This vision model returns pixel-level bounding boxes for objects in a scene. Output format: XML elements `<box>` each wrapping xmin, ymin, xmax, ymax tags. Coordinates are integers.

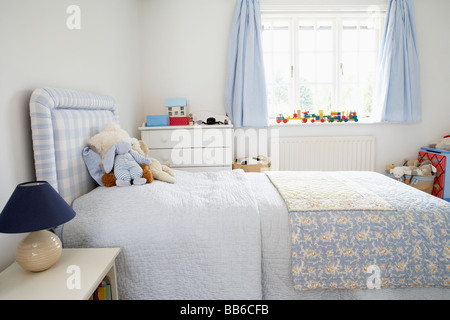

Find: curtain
<box><xmin>225</xmin><ymin>0</ymin><xmax>268</xmax><ymax>128</ymax></box>
<box><xmin>376</xmin><ymin>0</ymin><xmax>421</xmax><ymax>122</ymax></box>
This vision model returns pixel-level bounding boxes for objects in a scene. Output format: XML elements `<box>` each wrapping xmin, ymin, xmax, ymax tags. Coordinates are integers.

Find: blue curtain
<box><xmin>376</xmin><ymin>0</ymin><xmax>421</xmax><ymax>122</ymax></box>
<box><xmin>225</xmin><ymin>0</ymin><xmax>268</xmax><ymax>128</ymax></box>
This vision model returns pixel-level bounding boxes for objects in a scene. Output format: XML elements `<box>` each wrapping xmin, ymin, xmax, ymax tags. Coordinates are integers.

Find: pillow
<box><xmin>82</xmin><ymin>147</ymin><xmax>104</xmax><ymax>186</ymax></box>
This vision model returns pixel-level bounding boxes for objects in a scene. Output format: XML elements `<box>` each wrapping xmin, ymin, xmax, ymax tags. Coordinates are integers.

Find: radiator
<box><xmin>272</xmin><ymin>136</ymin><xmax>375</xmax><ymax>171</ymax></box>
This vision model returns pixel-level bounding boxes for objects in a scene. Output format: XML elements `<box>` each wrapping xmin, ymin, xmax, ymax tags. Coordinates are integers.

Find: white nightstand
<box><xmin>0</xmin><ymin>248</ymin><xmax>120</xmax><ymax>300</ymax></box>
<box><xmin>139</xmin><ymin>124</ymin><xmax>233</xmax><ymax>172</ymax></box>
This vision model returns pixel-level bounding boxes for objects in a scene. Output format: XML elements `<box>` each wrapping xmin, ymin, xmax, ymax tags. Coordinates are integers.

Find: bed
<box><xmin>29</xmin><ymin>87</ymin><xmax>450</xmax><ymax>300</ymax></box>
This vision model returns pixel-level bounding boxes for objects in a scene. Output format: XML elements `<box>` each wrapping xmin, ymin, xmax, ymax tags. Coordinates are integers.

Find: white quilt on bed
<box><xmin>63</xmin><ymin>169</ymin><xmax>262</xmax><ymax>300</ymax></box>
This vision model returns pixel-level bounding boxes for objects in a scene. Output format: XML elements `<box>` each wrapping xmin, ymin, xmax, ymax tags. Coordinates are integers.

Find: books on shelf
<box><xmin>89</xmin><ymin>281</ymin><xmax>112</xmax><ymax>300</ymax></box>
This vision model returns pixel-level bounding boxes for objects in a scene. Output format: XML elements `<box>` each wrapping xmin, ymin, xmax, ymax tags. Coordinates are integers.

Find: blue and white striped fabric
<box><xmin>29</xmin><ymin>87</ymin><xmax>119</xmax><ymax>205</ymax></box>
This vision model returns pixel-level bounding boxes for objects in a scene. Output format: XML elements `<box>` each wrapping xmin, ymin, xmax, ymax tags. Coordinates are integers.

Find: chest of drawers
<box><xmin>139</xmin><ymin>125</ymin><xmax>233</xmax><ymax>172</ymax></box>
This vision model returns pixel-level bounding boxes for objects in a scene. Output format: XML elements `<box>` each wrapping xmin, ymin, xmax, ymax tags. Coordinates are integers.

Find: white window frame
<box><xmin>261</xmin><ymin>4</ymin><xmax>386</xmax><ymax>122</ymax></box>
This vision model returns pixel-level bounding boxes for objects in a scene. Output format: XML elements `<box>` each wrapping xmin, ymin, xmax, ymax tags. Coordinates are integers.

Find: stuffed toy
<box><xmin>103</xmin><ymin>141</ymin><xmax>151</xmax><ymax>187</ymax></box>
<box><xmin>385</xmin><ymin>164</ymin><xmax>395</xmax><ymax>170</ymax></box>
<box><xmin>414</xmin><ymin>160</ymin><xmax>437</xmax><ymax>176</ymax></box>
<box><xmin>390</xmin><ymin>166</ymin><xmax>413</xmax><ymax>179</ymax></box>
<box><xmin>430</xmin><ymin>136</ymin><xmax>450</xmax><ymax>151</ymax></box>
<box><xmin>390</xmin><ymin>160</ymin><xmax>436</xmax><ymax>178</ymax></box>
<box><xmin>88</xmin><ymin>122</ymin><xmax>132</xmax><ymax>169</ymax></box>
<box><xmin>87</xmin><ymin>122</ymin><xmax>175</xmax><ymax>186</ymax></box>
<box><xmin>403</xmin><ymin>159</ymin><xmax>419</xmax><ymax>167</ymax></box>
<box><xmin>101</xmin><ymin>138</ymin><xmax>154</xmax><ymax>187</ymax></box>
<box><xmin>134</xmin><ymin>140</ymin><xmax>175</xmax><ymax>184</ymax></box>
<box><xmin>87</xmin><ymin>123</ymin><xmax>153</xmax><ymax>187</ymax></box>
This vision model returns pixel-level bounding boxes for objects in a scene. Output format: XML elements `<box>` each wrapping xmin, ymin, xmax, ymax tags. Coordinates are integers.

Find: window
<box><xmin>262</xmin><ymin>8</ymin><xmax>385</xmax><ymax>121</ymax></box>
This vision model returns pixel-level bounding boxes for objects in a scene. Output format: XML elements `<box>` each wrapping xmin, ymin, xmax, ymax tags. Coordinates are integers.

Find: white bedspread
<box><xmin>63</xmin><ymin>169</ymin><xmax>262</xmax><ymax>300</ymax></box>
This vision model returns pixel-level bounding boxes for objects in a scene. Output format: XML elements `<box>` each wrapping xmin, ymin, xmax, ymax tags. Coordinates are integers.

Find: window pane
<box><xmin>342</xmin><ymin>21</ymin><xmax>358</xmax><ymax>51</ymax></box>
<box><xmin>273</xmin><ymin>22</ymin><xmax>290</xmax><ymax>52</ymax></box>
<box><xmin>299</xmin><ymin>85</ymin><xmax>314</xmax><ymax>110</ymax></box>
<box><xmin>273</xmin><ymin>53</ymin><xmax>290</xmax><ymax>83</ymax></box>
<box><xmin>341</xmin><ymin>52</ymin><xmax>358</xmax><ymax>83</ymax></box>
<box><xmin>359</xmin><ymin>52</ymin><xmax>375</xmax><ymax>82</ymax></box>
<box><xmin>360</xmin><ymin>24</ymin><xmax>376</xmax><ymax>51</ymax></box>
<box><xmin>298</xmin><ymin>53</ymin><xmax>315</xmax><ymax>82</ymax></box>
<box><xmin>299</xmin><ymin>21</ymin><xmax>315</xmax><ymax>51</ymax></box>
<box><xmin>316</xmin><ymin>85</ymin><xmax>333</xmax><ymax>110</ymax></box>
<box><xmin>263</xmin><ymin>53</ymin><xmax>273</xmax><ymax>83</ymax></box>
<box><xmin>362</xmin><ymin>84</ymin><xmax>373</xmax><ymax>113</ymax></box>
<box><xmin>341</xmin><ymin>84</ymin><xmax>358</xmax><ymax>109</ymax></box>
<box><xmin>272</xmin><ymin>85</ymin><xmax>290</xmax><ymax>114</ymax></box>
<box><xmin>262</xmin><ymin>22</ymin><xmax>272</xmax><ymax>51</ymax></box>
<box><xmin>317</xmin><ymin>21</ymin><xmax>333</xmax><ymax>51</ymax></box>
<box><xmin>317</xmin><ymin>53</ymin><xmax>333</xmax><ymax>83</ymax></box>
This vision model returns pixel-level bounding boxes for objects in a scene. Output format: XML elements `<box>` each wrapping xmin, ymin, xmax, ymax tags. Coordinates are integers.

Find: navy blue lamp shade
<box><xmin>0</xmin><ymin>181</ymin><xmax>76</xmax><ymax>233</ymax></box>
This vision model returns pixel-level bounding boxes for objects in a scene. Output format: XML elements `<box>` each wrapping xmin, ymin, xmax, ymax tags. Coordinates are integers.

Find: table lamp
<box><xmin>0</xmin><ymin>181</ymin><xmax>76</xmax><ymax>272</ymax></box>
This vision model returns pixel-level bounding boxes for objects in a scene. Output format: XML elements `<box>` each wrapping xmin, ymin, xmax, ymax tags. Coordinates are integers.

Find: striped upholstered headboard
<box><xmin>29</xmin><ymin>88</ymin><xmax>119</xmax><ymax>205</ymax></box>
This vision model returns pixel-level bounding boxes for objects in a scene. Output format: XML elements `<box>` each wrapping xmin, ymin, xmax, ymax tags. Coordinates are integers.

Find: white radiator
<box><xmin>271</xmin><ymin>136</ymin><xmax>375</xmax><ymax>171</ymax></box>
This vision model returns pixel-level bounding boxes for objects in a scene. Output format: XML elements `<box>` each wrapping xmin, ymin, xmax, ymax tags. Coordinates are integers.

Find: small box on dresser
<box><xmin>139</xmin><ymin>124</ymin><xmax>233</xmax><ymax>172</ymax></box>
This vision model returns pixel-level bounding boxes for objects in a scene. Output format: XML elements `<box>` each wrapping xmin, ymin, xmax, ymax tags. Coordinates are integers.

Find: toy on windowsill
<box><xmin>276</xmin><ymin>113</ymin><xmax>288</xmax><ymax>123</ymax></box>
<box><xmin>279</xmin><ymin>110</ymin><xmax>359</xmax><ymax>124</ymax></box>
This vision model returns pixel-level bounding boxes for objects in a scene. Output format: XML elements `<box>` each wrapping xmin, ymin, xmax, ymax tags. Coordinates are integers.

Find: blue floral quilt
<box><xmin>266</xmin><ymin>171</ymin><xmax>450</xmax><ymax>290</ymax></box>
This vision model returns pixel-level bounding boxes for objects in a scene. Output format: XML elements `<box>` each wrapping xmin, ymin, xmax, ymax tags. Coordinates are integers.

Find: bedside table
<box><xmin>139</xmin><ymin>124</ymin><xmax>233</xmax><ymax>172</ymax></box>
<box><xmin>0</xmin><ymin>248</ymin><xmax>120</xmax><ymax>300</ymax></box>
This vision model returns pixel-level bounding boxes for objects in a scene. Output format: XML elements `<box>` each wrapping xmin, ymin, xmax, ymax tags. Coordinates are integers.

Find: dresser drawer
<box><xmin>141</xmin><ymin>127</ymin><xmax>233</xmax><ymax>149</ymax></box>
<box><xmin>149</xmin><ymin>147</ymin><xmax>233</xmax><ymax>168</ymax></box>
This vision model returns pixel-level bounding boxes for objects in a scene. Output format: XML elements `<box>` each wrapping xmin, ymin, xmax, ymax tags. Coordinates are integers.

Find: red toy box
<box><xmin>169</xmin><ymin>117</ymin><xmax>189</xmax><ymax>126</ymax></box>
<box><xmin>419</xmin><ymin>147</ymin><xmax>450</xmax><ymax>201</ymax></box>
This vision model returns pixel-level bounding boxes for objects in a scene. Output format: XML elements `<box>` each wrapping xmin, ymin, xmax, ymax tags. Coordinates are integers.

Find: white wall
<box><xmin>0</xmin><ymin>0</ymin><xmax>142</xmax><ymax>271</ymax></box>
<box><xmin>141</xmin><ymin>0</ymin><xmax>234</xmax><ymax>116</ymax></box>
<box><xmin>141</xmin><ymin>0</ymin><xmax>450</xmax><ymax>173</ymax></box>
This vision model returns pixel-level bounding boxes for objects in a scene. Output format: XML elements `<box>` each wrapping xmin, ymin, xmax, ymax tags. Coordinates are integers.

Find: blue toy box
<box><xmin>146</xmin><ymin>115</ymin><xmax>169</xmax><ymax>127</ymax></box>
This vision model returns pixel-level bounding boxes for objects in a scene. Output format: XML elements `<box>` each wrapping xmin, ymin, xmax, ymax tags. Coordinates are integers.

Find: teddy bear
<box><xmin>87</xmin><ymin>122</ymin><xmax>175</xmax><ymax>186</ymax></box>
<box><xmin>132</xmin><ymin>139</ymin><xmax>175</xmax><ymax>184</ymax></box>
<box><xmin>103</xmin><ymin>141</ymin><xmax>151</xmax><ymax>187</ymax></box>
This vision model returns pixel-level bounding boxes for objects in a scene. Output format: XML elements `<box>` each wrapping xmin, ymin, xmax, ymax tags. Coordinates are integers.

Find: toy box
<box><xmin>385</xmin><ymin>173</ymin><xmax>435</xmax><ymax>194</ymax></box>
<box><xmin>232</xmin><ymin>157</ymin><xmax>271</xmax><ymax>172</ymax></box>
<box><xmin>169</xmin><ymin>116</ymin><xmax>189</xmax><ymax>126</ymax></box>
<box><xmin>146</xmin><ymin>115</ymin><xmax>169</xmax><ymax>127</ymax></box>
<box><xmin>419</xmin><ymin>147</ymin><xmax>450</xmax><ymax>201</ymax></box>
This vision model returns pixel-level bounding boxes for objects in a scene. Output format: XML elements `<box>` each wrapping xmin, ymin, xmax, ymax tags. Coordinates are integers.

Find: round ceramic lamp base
<box><xmin>15</xmin><ymin>230</ymin><xmax>62</xmax><ymax>272</ymax></box>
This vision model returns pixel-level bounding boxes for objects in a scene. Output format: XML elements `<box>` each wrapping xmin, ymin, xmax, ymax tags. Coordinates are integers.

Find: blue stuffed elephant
<box><xmin>103</xmin><ymin>141</ymin><xmax>151</xmax><ymax>187</ymax></box>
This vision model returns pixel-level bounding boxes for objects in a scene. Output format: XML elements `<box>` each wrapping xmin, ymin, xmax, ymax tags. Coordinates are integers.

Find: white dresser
<box><xmin>139</xmin><ymin>124</ymin><xmax>233</xmax><ymax>172</ymax></box>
